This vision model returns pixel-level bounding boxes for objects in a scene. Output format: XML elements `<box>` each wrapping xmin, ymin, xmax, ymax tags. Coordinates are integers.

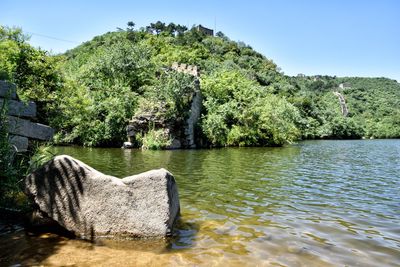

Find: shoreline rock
<box><xmin>24</xmin><ymin>155</ymin><xmax>180</xmax><ymax>240</ymax></box>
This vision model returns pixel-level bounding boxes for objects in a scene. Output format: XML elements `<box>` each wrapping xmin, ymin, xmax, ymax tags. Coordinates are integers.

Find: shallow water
<box><xmin>1</xmin><ymin>140</ymin><xmax>399</xmax><ymax>266</ymax></box>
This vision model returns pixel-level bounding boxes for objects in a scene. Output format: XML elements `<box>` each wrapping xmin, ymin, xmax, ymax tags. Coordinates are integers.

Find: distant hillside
<box><xmin>2</xmin><ymin>23</ymin><xmax>399</xmax><ymax>147</ymax></box>
<box><xmin>287</xmin><ymin>75</ymin><xmax>400</xmax><ymax>139</ymax></box>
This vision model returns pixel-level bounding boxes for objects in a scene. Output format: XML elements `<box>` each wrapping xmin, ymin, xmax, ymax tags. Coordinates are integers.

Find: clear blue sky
<box><xmin>1</xmin><ymin>0</ymin><xmax>399</xmax><ymax>81</ymax></box>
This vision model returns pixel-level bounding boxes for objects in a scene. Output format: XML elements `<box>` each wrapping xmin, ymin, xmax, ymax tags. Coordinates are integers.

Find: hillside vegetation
<box><xmin>1</xmin><ymin>22</ymin><xmax>399</xmax><ymax>148</ymax></box>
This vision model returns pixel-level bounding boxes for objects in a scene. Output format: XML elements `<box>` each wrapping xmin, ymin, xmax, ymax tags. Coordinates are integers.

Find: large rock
<box><xmin>24</xmin><ymin>155</ymin><xmax>180</xmax><ymax>239</ymax></box>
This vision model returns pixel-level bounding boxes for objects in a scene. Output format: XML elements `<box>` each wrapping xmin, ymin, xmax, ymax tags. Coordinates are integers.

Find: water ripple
<box><xmin>6</xmin><ymin>139</ymin><xmax>397</xmax><ymax>266</ymax></box>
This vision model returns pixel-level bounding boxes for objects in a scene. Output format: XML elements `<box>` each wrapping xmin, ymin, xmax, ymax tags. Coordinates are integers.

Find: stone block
<box><xmin>0</xmin><ymin>98</ymin><xmax>36</xmax><ymax>118</ymax></box>
<box><xmin>0</xmin><ymin>81</ymin><xmax>17</xmax><ymax>100</ymax></box>
<box><xmin>7</xmin><ymin>116</ymin><xmax>54</xmax><ymax>141</ymax></box>
<box><xmin>9</xmin><ymin>135</ymin><xmax>29</xmax><ymax>152</ymax></box>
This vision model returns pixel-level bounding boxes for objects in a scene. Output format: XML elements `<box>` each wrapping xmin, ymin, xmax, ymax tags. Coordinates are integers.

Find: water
<box><xmin>1</xmin><ymin>140</ymin><xmax>399</xmax><ymax>266</ymax></box>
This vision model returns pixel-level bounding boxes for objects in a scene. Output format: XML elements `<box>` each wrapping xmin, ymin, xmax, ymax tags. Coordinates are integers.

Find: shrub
<box><xmin>141</xmin><ymin>129</ymin><xmax>172</xmax><ymax>150</ymax></box>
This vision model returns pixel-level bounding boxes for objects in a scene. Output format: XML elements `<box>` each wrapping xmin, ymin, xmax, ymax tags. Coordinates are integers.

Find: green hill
<box><xmin>1</xmin><ymin>23</ymin><xmax>399</xmax><ymax>147</ymax></box>
<box><xmin>287</xmin><ymin>75</ymin><xmax>400</xmax><ymax>139</ymax></box>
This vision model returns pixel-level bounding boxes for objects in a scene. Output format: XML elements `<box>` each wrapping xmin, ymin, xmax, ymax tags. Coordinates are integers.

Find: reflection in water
<box><xmin>1</xmin><ymin>140</ymin><xmax>399</xmax><ymax>266</ymax></box>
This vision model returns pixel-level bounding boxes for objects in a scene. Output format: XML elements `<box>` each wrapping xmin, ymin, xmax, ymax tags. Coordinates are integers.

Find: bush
<box><xmin>140</xmin><ymin>128</ymin><xmax>172</xmax><ymax>150</ymax></box>
<box><xmin>142</xmin><ymin>71</ymin><xmax>196</xmax><ymax>121</ymax></box>
<box><xmin>53</xmin><ymin>81</ymin><xmax>138</xmax><ymax>146</ymax></box>
<box><xmin>0</xmin><ymin>96</ymin><xmax>18</xmax><ymax>205</ymax></box>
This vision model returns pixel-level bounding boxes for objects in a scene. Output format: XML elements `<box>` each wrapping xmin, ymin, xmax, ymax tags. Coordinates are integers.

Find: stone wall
<box><xmin>172</xmin><ymin>64</ymin><xmax>202</xmax><ymax>148</ymax></box>
<box><xmin>196</xmin><ymin>25</ymin><xmax>214</xmax><ymax>36</ymax></box>
<box><xmin>184</xmin><ymin>79</ymin><xmax>202</xmax><ymax>148</ymax></box>
<box><xmin>0</xmin><ymin>81</ymin><xmax>54</xmax><ymax>152</ymax></box>
<box><xmin>171</xmin><ymin>62</ymin><xmax>199</xmax><ymax>77</ymax></box>
<box><xmin>333</xmin><ymin>91</ymin><xmax>349</xmax><ymax>117</ymax></box>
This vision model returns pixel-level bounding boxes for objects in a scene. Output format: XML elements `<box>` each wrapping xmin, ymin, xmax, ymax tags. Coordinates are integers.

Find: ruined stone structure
<box><xmin>125</xmin><ymin>63</ymin><xmax>202</xmax><ymax>149</ymax></box>
<box><xmin>339</xmin><ymin>82</ymin><xmax>351</xmax><ymax>89</ymax></box>
<box><xmin>196</xmin><ymin>25</ymin><xmax>214</xmax><ymax>36</ymax></box>
<box><xmin>171</xmin><ymin>62</ymin><xmax>199</xmax><ymax>77</ymax></box>
<box><xmin>184</xmin><ymin>78</ymin><xmax>202</xmax><ymax>148</ymax></box>
<box><xmin>0</xmin><ymin>81</ymin><xmax>54</xmax><ymax>152</ymax></box>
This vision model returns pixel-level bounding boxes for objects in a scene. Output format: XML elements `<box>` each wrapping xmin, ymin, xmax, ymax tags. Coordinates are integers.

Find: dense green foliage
<box><xmin>201</xmin><ymin>69</ymin><xmax>300</xmax><ymax>146</ymax></box>
<box><xmin>141</xmin><ymin>128</ymin><xmax>172</xmax><ymax>150</ymax></box>
<box><xmin>0</xmin><ymin>26</ymin><xmax>65</xmax><ymax>124</ymax></box>
<box><xmin>133</xmin><ymin>71</ymin><xmax>197</xmax><ymax>149</ymax></box>
<box><xmin>337</xmin><ymin>77</ymin><xmax>400</xmax><ymax>138</ymax></box>
<box><xmin>59</xmin><ymin>22</ymin><xmax>298</xmax><ymax>147</ymax></box>
<box><xmin>0</xmin><ymin>96</ymin><xmax>20</xmax><ymax>205</ymax></box>
<box><xmin>287</xmin><ymin>76</ymin><xmax>399</xmax><ymax>139</ymax></box>
<box><xmin>1</xmin><ymin>23</ymin><xmax>399</xmax><ymax>149</ymax></box>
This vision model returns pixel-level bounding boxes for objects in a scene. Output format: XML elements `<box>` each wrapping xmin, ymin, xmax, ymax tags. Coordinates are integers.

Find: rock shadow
<box><xmin>165</xmin><ymin>217</ymin><xmax>201</xmax><ymax>252</ymax></box>
<box><xmin>25</xmin><ymin>156</ymin><xmax>96</xmax><ymax>240</ymax></box>
<box><xmin>0</xmin><ymin>208</ymin><xmax>73</xmax><ymax>266</ymax></box>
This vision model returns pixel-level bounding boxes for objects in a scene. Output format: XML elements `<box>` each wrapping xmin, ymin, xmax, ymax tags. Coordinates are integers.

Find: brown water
<box><xmin>1</xmin><ymin>140</ymin><xmax>399</xmax><ymax>266</ymax></box>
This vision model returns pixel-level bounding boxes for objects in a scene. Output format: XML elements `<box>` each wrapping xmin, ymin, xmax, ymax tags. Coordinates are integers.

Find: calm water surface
<box><xmin>1</xmin><ymin>140</ymin><xmax>399</xmax><ymax>266</ymax></box>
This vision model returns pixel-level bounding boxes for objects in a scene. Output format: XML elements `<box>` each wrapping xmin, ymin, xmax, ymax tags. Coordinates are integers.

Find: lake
<box><xmin>1</xmin><ymin>140</ymin><xmax>399</xmax><ymax>266</ymax></box>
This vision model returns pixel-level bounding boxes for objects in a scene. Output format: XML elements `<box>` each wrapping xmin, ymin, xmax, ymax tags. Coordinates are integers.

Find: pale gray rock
<box><xmin>122</xmin><ymin>141</ymin><xmax>134</xmax><ymax>149</ymax></box>
<box><xmin>25</xmin><ymin>155</ymin><xmax>180</xmax><ymax>239</ymax></box>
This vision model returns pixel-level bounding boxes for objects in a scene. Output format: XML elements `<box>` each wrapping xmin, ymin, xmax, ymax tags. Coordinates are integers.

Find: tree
<box><xmin>176</xmin><ymin>24</ymin><xmax>188</xmax><ymax>36</ymax></box>
<box><xmin>126</xmin><ymin>21</ymin><xmax>136</xmax><ymax>41</ymax></box>
<box><xmin>216</xmin><ymin>31</ymin><xmax>228</xmax><ymax>40</ymax></box>
<box><xmin>166</xmin><ymin>22</ymin><xmax>176</xmax><ymax>36</ymax></box>
<box><xmin>148</xmin><ymin>21</ymin><xmax>166</xmax><ymax>35</ymax></box>
<box><xmin>127</xmin><ymin>21</ymin><xmax>135</xmax><ymax>29</ymax></box>
<box><xmin>0</xmin><ymin>25</ymin><xmax>65</xmax><ymax>124</ymax></box>
<box><xmin>0</xmin><ymin>25</ymin><xmax>28</xmax><ymax>43</ymax></box>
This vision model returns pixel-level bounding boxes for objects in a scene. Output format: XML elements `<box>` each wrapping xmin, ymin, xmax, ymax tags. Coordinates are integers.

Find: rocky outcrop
<box><xmin>24</xmin><ymin>155</ymin><xmax>180</xmax><ymax>239</ymax></box>
<box><xmin>1</xmin><ymin>81</ymin><xmax>54</xmax><ymax>152</ymax></box>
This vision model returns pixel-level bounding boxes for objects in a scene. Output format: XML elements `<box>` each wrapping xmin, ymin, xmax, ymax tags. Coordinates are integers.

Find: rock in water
<box><xmin>24</xmin><ymin>155</ymin><xmax>180</xmax><ymax>239</ymax></box>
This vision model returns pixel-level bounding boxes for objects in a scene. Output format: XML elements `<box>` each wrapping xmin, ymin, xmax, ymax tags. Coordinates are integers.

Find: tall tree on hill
<box><xmin>166</xmin><ymin>22</ymin><xmax>176</xmax><ymax>36</ymax></box>
<box><xmin>126</xmin><ymin>21</ymin><xmax>136</xmax><ymax>42</ymax></box>
<box><xmin>176</xmin><ymin>24</ymin><xmax>188</xmax><ymax>36</ymax></box>
<box><xmin>148</xmin><ymin>21</ymin><xmax>166</xmax><ymax>35</ymax></box>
